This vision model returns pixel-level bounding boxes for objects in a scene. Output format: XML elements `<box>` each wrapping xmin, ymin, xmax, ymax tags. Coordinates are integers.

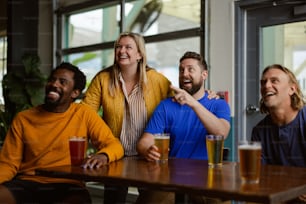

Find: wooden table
<box><xmin>36</xmin><ymin>157</ymin><xmax>306</xmax><ymax>203</ymax></box>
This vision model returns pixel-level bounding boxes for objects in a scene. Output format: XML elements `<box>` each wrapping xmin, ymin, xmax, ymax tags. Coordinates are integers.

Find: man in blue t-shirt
<box><xmin>137</xmin><ymin>51</ymin><xmax>231</xmax><ymax>161</ymax></box>
<box><xmin>251</xmin><ymin>64</ymin><xmax>306</xmax><ymax>203</ymax></box>
<box><xmin>136</xmin><ymin>51</ymin><xmax>230</xmax><ymax>204</ymax></box>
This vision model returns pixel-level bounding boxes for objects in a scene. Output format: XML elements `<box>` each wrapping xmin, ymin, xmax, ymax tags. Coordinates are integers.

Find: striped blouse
<box><xmin>119</xmin><ymin>75</ymin><xmax>147</xmax><ymax>156</ymax></box>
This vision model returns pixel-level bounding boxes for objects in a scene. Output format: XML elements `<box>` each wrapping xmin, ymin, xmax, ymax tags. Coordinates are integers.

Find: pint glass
<box><xmin>238</xmin><ymin>141</ymin><xmax>261</xmax><ymax>183</ymax></box>
<box><xmin>154</xmin><ymin>133</ymin><xmax>170</xmax><ymax>162</ymax></box>
<box><xmin>69</xmin><ymin>136</ymin><xmax>86</xmax><ymax>166</ymax></box>
<box><xmin>206</xmin><ymin>135</ymin><xmax>224</xmax><ymax>167</ymax></box>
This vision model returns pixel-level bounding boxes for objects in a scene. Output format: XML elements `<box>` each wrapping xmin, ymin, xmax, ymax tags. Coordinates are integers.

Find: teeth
<box><xmin>265</xmin><ymin>92</ymin><xmax>275</xmax><ymax>97</ymax></box>
<box><xmin>48</xmin><ymin>91</ymin><xmax>59</xmax><ymax>97</ymax></box>
<box><xmin>183</xmin><ymin>80</ymin><xmax>191</xmax><ymax>83</ymax></box>
<box><xmin>119</xmin><ymin>55</ymin><xmax>128</xmax><ymax>59</ymax></box>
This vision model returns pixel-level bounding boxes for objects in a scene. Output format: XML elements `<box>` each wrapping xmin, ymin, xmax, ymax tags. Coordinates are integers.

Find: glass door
<box><xmin>262</xmin><ymin>22</ymin><xmax>306</xmax><ymax>96</ymax></box>
<box><xmin>235</xmin><ymin>1</ymin><xmax>306</xmax><ymax>147</ymax></box>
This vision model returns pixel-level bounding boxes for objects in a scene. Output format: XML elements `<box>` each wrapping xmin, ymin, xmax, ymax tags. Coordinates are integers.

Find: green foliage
<box><xmin>72</xmin><ymin>53</ymin><xmax>97</xmax><ymax>65</ymax></box>
<box><xmin>0</xmin><ymin>106</ymin><xmax>11</xmax><ymax>142</ymax></box>
<box><xmin>0</xmin><ymin>53</ymin><xmax>47</xmax><ymax>141</ymax></box>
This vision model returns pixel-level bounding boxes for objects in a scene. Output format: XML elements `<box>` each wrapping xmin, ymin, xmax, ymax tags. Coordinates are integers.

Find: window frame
<box><xmin>0</xmin><ymin>36</ymin><xmax>7</xmax><ymax>104</ymax></box>
<box><xmin>54</xmin><ymin>0</ymin><xmax>205</xmax><ymax>65</ymax></box>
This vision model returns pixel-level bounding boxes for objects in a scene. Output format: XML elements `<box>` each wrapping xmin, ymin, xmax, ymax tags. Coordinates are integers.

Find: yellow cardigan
<box><xmin>0</xmin><ymin>103</ymin><xmax>124</xmax><ymax>185</ymax></box>
<box><xmin>82</xmin><ymin>67</ymin><xmax>172</xmax><ymax>138</ymax></box>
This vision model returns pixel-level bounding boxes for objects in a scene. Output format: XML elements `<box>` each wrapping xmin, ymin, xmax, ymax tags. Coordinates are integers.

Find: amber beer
<box><xmin>154</xmin><ymin>133</ymin><xmax>170</xmax><ymax>162</ymax></box>
<box><xmin>238</xmin><ymin>142</ymin><xmax>261</xmax><ymax>183</ymax></box>
<box><xmin>206</xmin><ymin>135</ymin><xmax>224</xmax><ymax>167</ymax></box>
<box><xmin>69</xmin><ymin>136</ymin><xmax>86</xmax><ymax>166</ymax></box>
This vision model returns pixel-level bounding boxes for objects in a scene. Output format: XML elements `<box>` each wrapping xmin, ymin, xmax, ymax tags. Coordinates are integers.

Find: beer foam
<box><xmin>238</xmin><ymin>144</ymin><xmax>261</xmax><ymax>150</ymax></box>
<box><xmin>69</xmin><ymin>137</ymin><xmax>86</xmax><ymax>141</ymax></box>
<box><xmin>153</xmin><ymin>133</ymin><xmax>170</xmax><ymax>139</ymax></box>
<box><xmin>154</xmin><ymin>136</ymin><xmax>170</xmax><ymax>139</ymax></box>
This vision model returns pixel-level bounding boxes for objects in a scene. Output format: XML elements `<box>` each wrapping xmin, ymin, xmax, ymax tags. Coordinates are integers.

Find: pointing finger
<box><xmin>170</xmin><ymin>85</ymin><xmax>181</xmax><ymax>93</ymax></box>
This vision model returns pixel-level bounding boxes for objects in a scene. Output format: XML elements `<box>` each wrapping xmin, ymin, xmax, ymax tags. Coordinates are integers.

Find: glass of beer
<box><xmin>69</xmin><ymin>136</ymin><xmax>86</xmax><ymax>166</ymax></box>
<box><xmin>206</xmin><ymin>135</ymin><xmax>224</xmax><ymax>168</ymax></box>
<box><xmin>153</xmin><ymin>133</ymin><xmax>170</xmax><ymax>162</ymax></box>
<box><xmin>238</xmin><ymin>141</ymin><xmax>262</xmax><ymax>184</ymax></box>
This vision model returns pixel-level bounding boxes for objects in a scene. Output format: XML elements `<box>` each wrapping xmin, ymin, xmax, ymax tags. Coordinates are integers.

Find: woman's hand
<box><xmin>206</xmin><ymin>89</ymin><xmax>220</xmax><ymax>99</ymax></box>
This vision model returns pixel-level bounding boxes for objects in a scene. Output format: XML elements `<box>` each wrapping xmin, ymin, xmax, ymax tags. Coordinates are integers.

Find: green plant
<box><xmin>0</xmin><ymin>105</ymin><xmax>11</xmax><ymax>143</ymax></box>
<box><xmin>0</xmin><ymin>53</ymin><xmax>47</xmax><ymax>141</ymax></box>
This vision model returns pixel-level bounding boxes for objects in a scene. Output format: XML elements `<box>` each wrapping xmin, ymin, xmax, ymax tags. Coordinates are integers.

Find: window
<box><xmin>66</xmin><ymin>7</ymin><xmax>119</xmax><ymax>48</ymax></box>
<box><xmin>65</xmin><ymin>49</ymin><xmax>113</xmax><ymax>84</ymax></box>
<box><xmin>262</xmin><ymin>21</ymin><xmax>306</xmax><ymax>96</ymax></box>
<box><xmin>0</xmin><ymin>36</ymin><xmax>7</xmax><ymax>105</ymax></box>
<box><xmin>55</xmin><ymin>0</ymin><xmax>203</xmax><ymax>87</ymax></box>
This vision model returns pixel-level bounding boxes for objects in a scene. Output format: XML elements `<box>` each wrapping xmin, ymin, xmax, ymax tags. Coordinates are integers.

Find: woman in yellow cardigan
<box><xmin>82</xmin><ymin>32</ymin><xmax>172</xmax><ymax>204</ymax></box>
<box><xmin>82</xmin><ymin>32</ymin><xmax>172</xmax><ymax>157</ymax></box>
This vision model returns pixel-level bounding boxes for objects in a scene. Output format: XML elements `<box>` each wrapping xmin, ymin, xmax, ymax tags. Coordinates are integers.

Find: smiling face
<box><xmin>179</xmin><ymin>58</ymin><xmax>207</xmax><ymax>95</ymax></box>
<box><xmin>115</xmin><ymin>36</ymin><xmax>142</xmax><ymax>69</ymax></box>
<box><xmin>44</xmin><ymin>68</ymin><xmax>80</xmax><ymax>112</ymax></box>
<box><xmin>260</xmin><ymin>68</ymin><xmax>296</xmax><ymax>110</ymax></box>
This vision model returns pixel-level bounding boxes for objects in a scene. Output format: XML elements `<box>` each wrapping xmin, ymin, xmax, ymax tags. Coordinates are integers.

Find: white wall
<box><xmin>207</xmin><ymin>0</ymin><xmax>235</xmax><ymax>114</ymax></box>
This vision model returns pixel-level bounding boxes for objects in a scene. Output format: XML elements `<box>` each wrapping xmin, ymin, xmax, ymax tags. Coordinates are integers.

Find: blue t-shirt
<box><xmin>144</xmin><ymin>92</ymin><xmax>231</xmax><ymax>160</ymax></box>
<box><xmin>251</xmin><ymin>106</ymin><xmax>306</xmax><ymax>167</ymax></box>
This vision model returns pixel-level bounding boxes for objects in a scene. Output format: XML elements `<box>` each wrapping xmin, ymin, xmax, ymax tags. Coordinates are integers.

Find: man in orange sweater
<box><xmin>0</xmin><ymin>62</ymin><xmax>124</xmax><ymax>204</ymax></box>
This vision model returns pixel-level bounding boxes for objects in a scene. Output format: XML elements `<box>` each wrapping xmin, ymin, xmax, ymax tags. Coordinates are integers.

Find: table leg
<box><xmin>175</xmin><ymin>193</ymin><xmax>188</xmax><ymax>204</ymax></box>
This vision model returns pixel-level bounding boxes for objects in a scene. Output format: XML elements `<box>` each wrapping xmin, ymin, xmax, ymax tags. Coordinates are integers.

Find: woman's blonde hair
<box><xmin>108</xmin><ymin>32</ymin><xmax>148</xmax><ymax>97</ymax></box>
<box><xmin>260</xmin><ymin>64</ymin><xmax>305</xmax><ymax>114</ymax></box>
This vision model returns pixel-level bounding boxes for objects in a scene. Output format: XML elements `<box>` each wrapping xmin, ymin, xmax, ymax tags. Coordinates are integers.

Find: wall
<box><xmin>206</xmin><ymin>0</ymin><xmax>235</xmax><ymax>159</ymax></box>
<box><xmin>207</xmin><ymin>0</ymin><xmax>235</xmax><ymax>114</ymax></box>
<box><xmin>0</xmin><ymin>0</ymin><xmax>7</xmax><ymax>36</ymax></box>
<box><xmin>7</xmin><ymin>0</ymin><xmax>39</xmax><ymax>72</ymax></box>
<box><xmin>38</xmin><ymin>0</ymin><xmax>53</xmax><ymax>75</ymax></box>
<box><xmin>4</xmin><ymin>0</ymin><xmax>52</xmax><ymax>75</ymax></box>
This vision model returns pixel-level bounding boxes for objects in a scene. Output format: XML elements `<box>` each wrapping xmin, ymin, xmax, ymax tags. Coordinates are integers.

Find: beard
<box><xmin>44</xmin><ymin>96</ymin><xmax>61</xmax><ymax>108</ymax></box>
<box><xmin>44</xmin><ymin>89</ymin><xmax>62</xmax><ymax>108</ymax></box>
<box><xmin>179</xmin><ymin>80</ymin><xmax>203</xmax><ymax>95</ymax></box>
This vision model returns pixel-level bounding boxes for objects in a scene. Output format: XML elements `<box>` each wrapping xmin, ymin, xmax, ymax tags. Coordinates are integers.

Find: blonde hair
<box><xmin>108</xmin><ymin>32</ymin><xmax>149</xmax><ymax>97</ymax></box>
<box><xmin>260</xmin><ymin>64</ymin><xmax>305</xmax><ymax>114</ymax></box>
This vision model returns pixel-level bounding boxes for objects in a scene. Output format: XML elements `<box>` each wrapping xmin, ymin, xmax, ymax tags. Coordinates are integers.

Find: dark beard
<box><xmin>180</xmin><ymin>82</ymin><xmax>203</xmax><ymax>95</ymax></box>
<box><xmin>44</xmin><ymin>96</ymin><xmax>60</xmax><ymax>108</ymax></box>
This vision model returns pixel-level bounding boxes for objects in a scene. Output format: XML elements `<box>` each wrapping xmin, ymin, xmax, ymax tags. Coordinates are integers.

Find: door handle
<box><xmin>246</xmin><ymin>104</ymin><xmax>259</xmax><ymax>114</ymax></box>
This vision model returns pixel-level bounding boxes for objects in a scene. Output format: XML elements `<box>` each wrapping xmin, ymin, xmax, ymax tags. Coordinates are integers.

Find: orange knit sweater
<box><xmin>0</xmin><ymin>103</ymin><xmax>124</xmax><ymax>184</ymax></box>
